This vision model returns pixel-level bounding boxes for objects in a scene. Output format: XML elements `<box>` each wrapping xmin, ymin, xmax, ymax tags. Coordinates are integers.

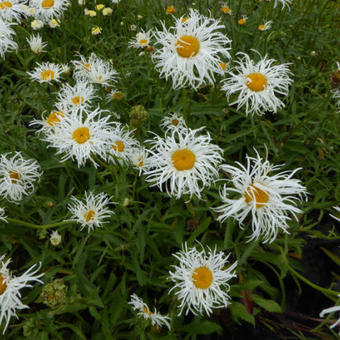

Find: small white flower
<box><xmin>0</xmin><ymin>0</ymin><xmax>27</xmax><ymax>23</ymax></box>
<box><xmin>160</xmin><ymin>112</ymin><xmax>187</xmax><ymax>134</ymax></box>
<box><xmin>91</xmin><ymin>26</ymin><xmax>102</xmax><ymax>35</ymax></box>
<box><xmin>169</xmin><ymin>243</ymin><xmax>237</xmax><ymax>316</ymax></box>
<box><xmin>128</xmin><ymin>294</ymin><xmax>171</xmax><ymax>330</ymax></box>
<box><xmin>273</xmin><ymin>0</ymin><xmax>292</xmax><ymax>9</ymax></box>
<box><xmin>0</xmin><ymin>152</ymin><xmax>42</xmax><ymax>203</ymax></box>
<box><xmin>214</xmin><ymin>149</ymin><xmax>307</xmax><ymax>243</ymax></box>
<box><xmin>111</xmin><ymin>0</ymin><xmax>120</xmax><ymax>3</ymax></box>
<box><xmin>320</xmin><ymin>296</ymin><xmax>340</xmax><ymax>334</ymax></box>
<box><xmin>72</xmin><ymin>53</ymin><xmax>118</xmax><ymax>86</ymax></box>
<box><xmin>31</xmin><ymin>19</ymin><xmax>44</xmax><ymax>29</ymax></box>
<box><xmin>143</xmin><ymin>127</ymin><xmax>223</xmax><ymax>199</ymax></box>
<box><xmin>48</xmin><ymin>18</ymin><xmax>59</xmax><ymax>27</ymax></box>
<box><xmin>0</xmin><ymin>208</ymin><xmax>7</xmax><ymax>223</ymax></box>
<box><xmin>130</xmin><ymin>24</ymin><xmax>136</xmax><ymax>31</ymax></box>
<box><xmin>330</xmin><ymin>206</ymin><xmax>340</xmax><ymax>222</ymax></box>
<box><xmin>106</xmin><ymin>123</ymin><xmax>139</xmax><ymax>165</ymax></box>
<box><xmin>102</xmin><ymin>7</ymin><xmax>112</xmax><ymax>15</ymax></box>
<box><xmin>26</xmin><ymin>33</ymin><xmax>47</xmax><ymax>54</ymax></box>
<box><xmin>220</xmin><ymin>4</ymin><xmax>232</xmax><ymax>15</ymax></box>
<box><xmin>258</xmin><ymin>21</ymin><xmax>272</xmax><ymax>31</ymax></box>
<box><xmin>49</xmin><ymin>230</ymin><xmax>61</xmax><ymax>246</ymax></box>
<box><xmin>56</xmin><ymin>81</ymin><xmax>97</xmax><ymax>112</ymax></box>
<box><xmin>0</xmin><ymin>19</ymin><xmax>17</xmax><ymax>59</ymax></box>
<box><xmin>27</xmin><ymin>61</ymin><xmax>63</xmax><ymax>83</ymax></box>
<box><xmin>0</xmin><ymin>255</ymin><xmax>43</xmax><ymax>334</ymax></box>
<box><xmin>129</xmin><ymin>147</ymin><xmax>149</xmax><ymax>174</ymax></box>
<box><xmin>29</xmin><ymin>0</ymin><xmax>69</xmax><ymax>22</ymax></box>
<box><xmin>152</xmin><ymin>9</ymin><xmax>232</xmax><ymax>90</ymax></box>
<box><xmin>68</xmin><ymin>192</ymin><xmax>114</xmax><ymax>232</ymax></box>
<box><xmin>129</xmin><ymin>29</ymin><xmax>152</xmax><ymax>49</ymax></box>
<box><xmin>221</xmin><ymin>51</ymin><xmax>293</xmax><ymax>115</ymax></box>
<box><xmin>43</xmin><ymin>108</ymin><xmax>113</xmax><ymax>167</ymax></box>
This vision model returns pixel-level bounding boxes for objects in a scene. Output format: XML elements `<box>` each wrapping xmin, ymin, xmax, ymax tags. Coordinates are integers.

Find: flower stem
<box><xmin>7</xmin><ymin>218</ymin><xmax>72</xmax><ymax>230</ymax></box>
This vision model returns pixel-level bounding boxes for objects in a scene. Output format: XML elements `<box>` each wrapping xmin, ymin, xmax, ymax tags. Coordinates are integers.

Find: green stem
<box><xmin>7</xmin><ymin>218</ymin><xmax>72</xmax><ymax>230</ymax></box>
<box><xmin>287</xmin><ymin>263</ymin><xmax>338</xmax><ymax>299</ymax></box>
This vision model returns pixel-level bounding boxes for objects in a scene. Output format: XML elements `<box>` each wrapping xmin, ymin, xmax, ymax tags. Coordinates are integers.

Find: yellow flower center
<box><xmin>192</xmin><ymin>266</ymin><xmax>213</xmax><ymax>289</ymax></box>
<box><xmin>72</xmin><ymin>127</ymin><xmax>90</xmax><ymax>144</ymax></box>
<box><xmin>0</xmin><ymin>274</ymin><xmax>7</xmax><ymax>295</ymax></box>
<box><xmin>40</xmin><ymin>70</ymin><xmax>55</xmax><ymax>81</ymax></box>
<box><xmin>139</xmin><ymin>39</ymin><xmax>148</xmax><ymax>46</ymax></box>
<box><xmin>41</xmin><ymin>0</ymin><xmax>54</xmax><ymax>9</ymax></box>
<box><xmin>9</xmin><ymin>170</ymin><xmax>20</xmax><ymax>183</ymax></box>
<box><xmin>84</xmin><ymin>210</ymin><xmax>95</xmax><ymax>222</ymax></box>
<box><xmin>83</xmin><ymin>63</ymin><xmax>91</xmax><ymax>71</ymax></box>
<box><xmin>181</xmin><ymin>17</ymin><xmax>188</xmax><ymax>23</ymax></box>
<box><xmin>176</xmin><ymin>35</ymin><xmax>200</xmax><ymax>58</ymax></box>
<box><xmin>219</xmin><ymin>62</ymin><xmax>227</xmax><ymax>71</ymax></box>
<box><xmin>238</xmin><ymin>18</ymin><xmax>246</xmax><ymax>25</ymax></box>
<box><xmin>47</xmin><ymin>111</ymin><xmax>64</xmax><ymax>126</ymax></box>
<box><xmin>166</xmin><ymin>5</ymin><xmax>175</xmax><ymax>14</ymax></box>
<box><xmin>258</xmin><ymin>24</ymin><xmax>267</xmax><ymax>31</ymax></box>
<box><xmin>112</xmin><ymin>140</ymin><xmax>125</xmax><ymax>152</ymax></box>
<box><xmin>0</xmin><ymin>1</ymin><xmax>12</xmax><ymax>9</ymax></box>
<box><xmin>138</xmin><ymin>160</ymin><xmax>144</xmax><ymax>167</ymax></box>
<box><xmin>172</xmin><ymin>149</ymin><xmax>196</xmax><ymax>171</ymax></box>
<box><xmin>221</xmin><ymin>6</ymin><xmax>231</xmax><ymax>14</ymax></box>
<box><xmin>72</xmin><ymin>96</ymin><xmax>85</xmax><ymax>105</ymax></box>
<box><xmin>244</xmin><ymin>184</ymin><xmax>269</xmax><ymax>208</ymax></box>
<box><xmin>171</xmin><ymin>118</ymin><xmax>179</xmax><ymax>126</ymax></box>
<box><xmin>246</xmin><ymin>73</ymin><xmax>267</xmax><ymax>92</ymax></box>
<box><xmin>143</xmin><ymin>306</ymin><xmax>153</xmax><ymax>315</ymax></box>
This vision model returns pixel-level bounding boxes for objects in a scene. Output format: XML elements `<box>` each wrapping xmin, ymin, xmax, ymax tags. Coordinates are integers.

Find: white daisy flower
<box><xmin>27</xmin><ymin>61</ymin><xmax>63</xmax><ymax>83</ymax></box>
<box><xmin>273</xmin><ymin>0</ymin><xmax>292</xmax><ymax>9</ymax></box>
<box><xmin>330</xmin><ymin>206</ymin><xmax>340</xmax><ymax>222</ymax></box>
<box><xmin>129</xmin><ymin>29</ymin><xmax>152</xmax><ymax>49</ymax></box>
<box><xmin>0</xmin><ymin>19</ymin><xmax>17</xmax><ymax>59</ymax></box>
<box><xmin>143</xmin><ymin>127</ymin><xmax>223</xmax><ymax>199</ymax></box>
<box><xmin>128</xmin><ymin>294</ymin><xmax>171</xmax><ymax>330</ymax></box>
<box><xmin>320</xmin><ymin>296</ymin><xmax>340</xmax><ymax>334</ymax></box>
<box><xmin>0</xmin><ymin>255</ymin><xmax>43</xmax><ymax>334</ymax></box>
<box><xmin>220</xmin><ymin>4</ymin><xmax>232</xmax><ymax>15</ymax></box>
<box><xmin>0</xmin><ymin>152</ymin><xmax>42</xmax><ymax>203</ymax></box>
<box><xmin>29</xmin><ymin>0</ymin><xmax>69</xmax><ymax>21</ymax></box>
<box><xmin>169</xmin><ymin>243</ymin><xmax>237</xmax><ymax>316</ymax></box>
<box><xmin>152</xmin><ymin>9</ymin><xmax>232</xmax><ymax>90</ymax></box>
<box><xmin>0</xmin><ymin>0</ymin><xmax>26</xmax><ymax>23</ymax></box>
<box><xmin>0</xmin><ymin>208</ymin><xmax>7</xmax><ymax>223</ymax></box>
<box><xmin>214</xmin><ymin>149</ymin><xmax>307</xmax><ymax>243</ymax></box>
<box><xmin>49</xmin><ymin>230</ymin><xmax>61</xmax><ymax>246</ymax></box>
<box><xmin>160</xmin><ymin>112</ymin><xmax>187</xmax><ymax>134</ymax></box>
<box><xmin>258</xmin><ymin>21</ymin><xmax>272</xmax><ymax>31</ymax></box>
<box><xmin>221</xmin><ymin>51</ymin><xmax>293</xmax><ymax>115</ymax></box>
<box><xmin>68</xmin><ymin>192</ymin><xmax>114</xmax><ymax>232</ymax></box>
<box><xmin>332</xmin><ymin>88</ymin><xmax>340</xmax><ymax>112</ymax></box>
<box><xmin>106</xmin><ymin>124</ymin><xmax>139</xmax><ymax>165</ymax></box>
<box><xmin>56</xmin><ymin>81</ymin><xmax>97</xmax><ymax>112</ymax></box>
<box><xmin>26</xmin><ymin>33</ymin><xmax>47</xmax><ymax>54</ymax></box>
<box><xmin>30</xmin><ymin>104</ymin><xmax>68</xmax><ymax>133</ymax></box>
<box><xmin>43</xmin><ymin>108</ymin><xmax>113</xmax><ymax>167</ymax></box>
<box><xmin>72</xmin><ymin>53</ymin><xmax>118</xmax><ymax>86</ymax></box>
<box><xmin>30</xmin><ymin>18</ymin><xmax>44</xmax><ymax>30</ymax></box>
<box><xmin>130</xmin><ymin>147</ymin><xmax>149</xmax><ymax>174</ymax></box>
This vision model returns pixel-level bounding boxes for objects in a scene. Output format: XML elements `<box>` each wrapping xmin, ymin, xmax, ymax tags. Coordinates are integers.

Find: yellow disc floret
<box><xmin>0</xmin><ymin>274</ymin><xmax>7</xmax><ymax>295</ymax></box>
<box><xmin>0</xmin><ymin>1</ymin><xmax>12</xmax><ymax>10</ymax></box>
<box><xmin>192</xmin><ymin>266</ymin><xmax>213</xmax><ymax>289</ymax></box>
<box><xmin>244</xmin><ymin>184</ymin><xmax>269</xmax><ymax>208</ymax></box>
<box><xmin>47</xmin><ymin>111</ymin><xmax>64</xmax><ymax>126</ymax></box>
<box><xmin>112</xmin><ymin>140</ymin><xmax>125</xmax><ymax>152</ymax></box>
<box><xmin>40</xmin><ymin>70</ymin><xmax>55</xmax><ymax>81</ymax></box>
<box><xmin>246</xmin><ymin>73</ymin><xmax>268</xmax><ymax>92</ymax></box>
<box><xmin>176</xmin><ymin>35</ymin><xmax>200</xmax><ymax>58</ymax></box>
<box><xmin>84</xmin><ymin>210</ymin><xmax>95</xmax><ymax>222</ymax></box>
<box><xmin>9</xmin><ymin>170</ymin><xmax>20</xmax><ymax>183</ymax></box>
<box><xmin>72</xmin><ymin>127</ymin><xmax>90</xmax><ymax>144</ymax></box>
<box><xmin>172</xmin><ymin>149</ymin><xmax>196</xmax><ymax>171</ymax></box>
<box><xmin>41</xmin><ymin>0</ymin><xmax>54</xmax><ymax>9</ymax></box>
<box><xmin>72</xmin><ymin>96</ymin><xmax>85</xmax><ymax>105</ymax></box>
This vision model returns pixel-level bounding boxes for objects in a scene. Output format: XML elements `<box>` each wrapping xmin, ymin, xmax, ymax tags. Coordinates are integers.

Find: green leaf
<box><xmin>230</xmin><ymin>302</ymin><xmax>255</xmax><ymax>326</ymax></box>
<box><xmin>252</xmin><ymin>295</ymin><xmax>282</xmax><ymax>313</ymax></box>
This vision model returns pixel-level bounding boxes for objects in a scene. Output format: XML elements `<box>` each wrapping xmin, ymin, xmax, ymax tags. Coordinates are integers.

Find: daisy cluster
<box><xmin>0</xmin><ymin>0</ymin><xmax>339</xmax><ymax>336</ymax></box>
